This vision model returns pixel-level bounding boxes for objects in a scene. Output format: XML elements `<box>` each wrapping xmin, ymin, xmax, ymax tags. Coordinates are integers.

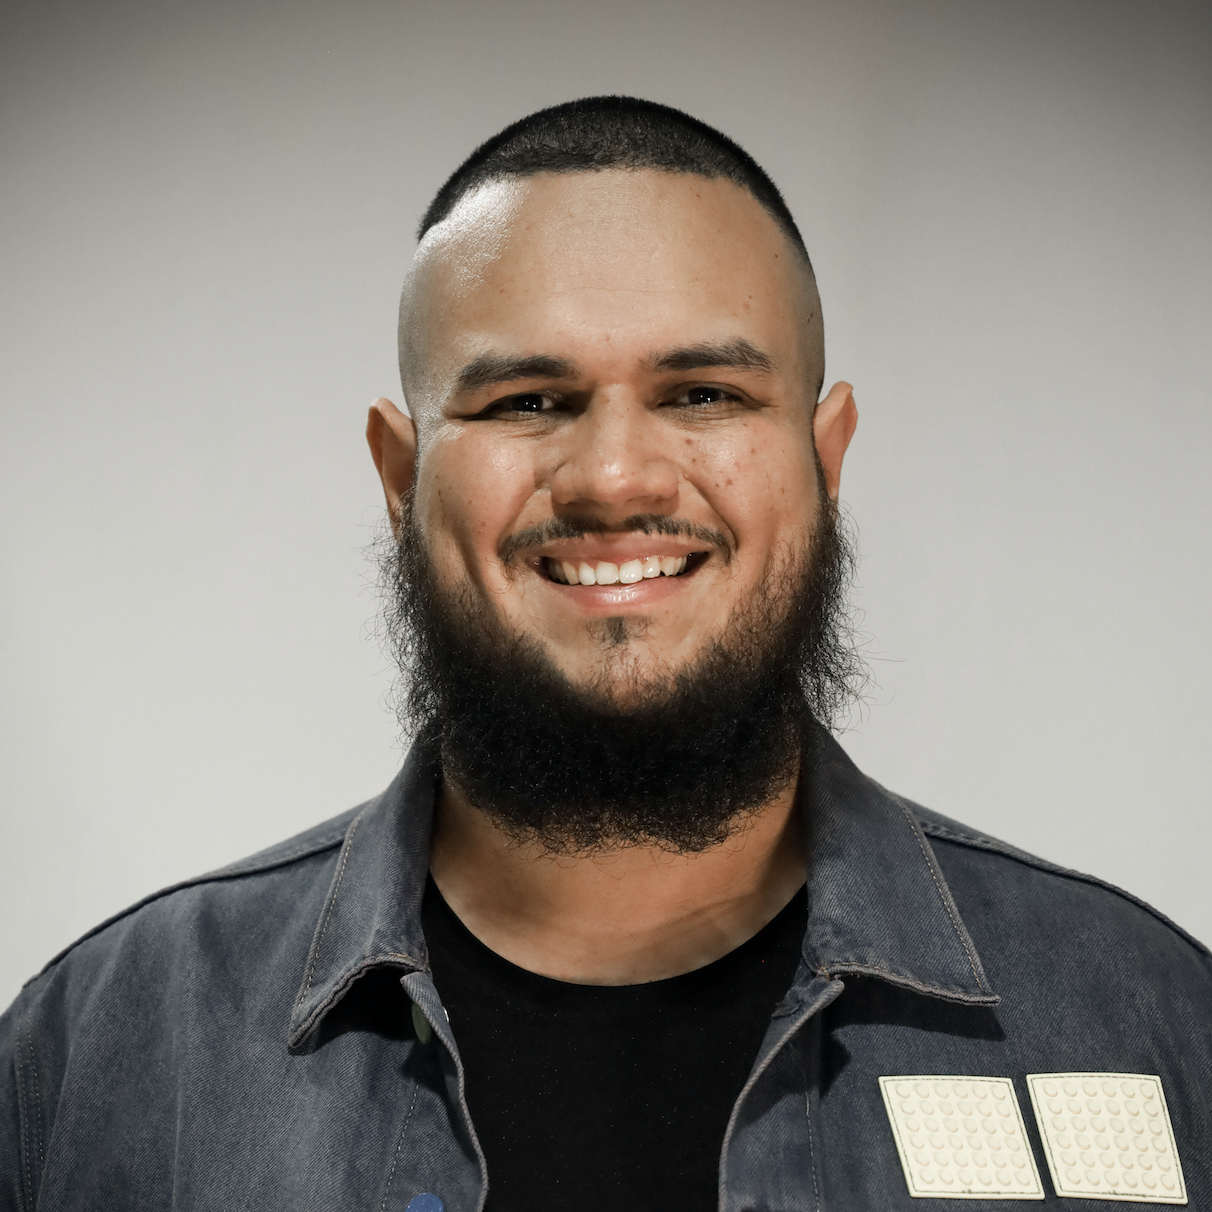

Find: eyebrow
<box><xmin>648</xmin><ymin>338</ymin><xmax>775</xmax><ymax>375</ymax></box>
<box><xmin>452</xmin><ymin>337</ymin><xmax>775</xmax><ymax>395</ymax></box>
<box><xmin>454</xmin><ymin>353</ymin><xmax>579</xmax><ymax>393</ymax></box>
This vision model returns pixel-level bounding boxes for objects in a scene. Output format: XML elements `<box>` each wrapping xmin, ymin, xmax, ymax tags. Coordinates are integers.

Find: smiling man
<box><xmin>3</xmin><ymin>97</ymin><xmax>1211</xmax><ymax>1212</ymax></box>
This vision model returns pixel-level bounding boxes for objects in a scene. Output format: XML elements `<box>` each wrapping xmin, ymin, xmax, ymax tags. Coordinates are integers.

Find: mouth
<box><xmin>541</xmin><ymin>552</ymin><xmax>708</xmax><ymax>585</ymax></box>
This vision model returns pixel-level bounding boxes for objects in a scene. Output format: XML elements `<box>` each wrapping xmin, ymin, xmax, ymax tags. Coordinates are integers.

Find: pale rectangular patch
<box><xmin>1026</xmin><ymin>1073</ymin><xmax>1186</xmax><ymax>1203</ymax></box>
<box><xmin>879</xmin><ymin>1075</ymin><xmax>1044</xmax><ymax>1199</ymax></box>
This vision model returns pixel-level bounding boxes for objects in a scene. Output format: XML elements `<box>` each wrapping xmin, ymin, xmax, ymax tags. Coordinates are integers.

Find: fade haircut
<box><xmin>417</xmin><ymin>95</ymin><xmax>813</xmax><ymax>270</ymax></box>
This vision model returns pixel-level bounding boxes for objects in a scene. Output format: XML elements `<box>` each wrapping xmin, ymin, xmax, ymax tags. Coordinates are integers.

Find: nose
<box><xmin>548</xmin><ymin>394</ymin><xmax>679</xmax><ymax>517</ymax></box>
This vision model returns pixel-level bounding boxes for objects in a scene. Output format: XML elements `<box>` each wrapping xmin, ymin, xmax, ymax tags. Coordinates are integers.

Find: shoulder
<box><xmin>1</xmin><ymin>803</ymin><xmax>365</xmax><ymax>1153</ymax></box>
<box><xmin>13</xmin><ymin>805</ymin><xmax>361</xmax><ymax>1013</ymax></box>
<box><xmin>0</xmin><ymin>800</ymin><xmax>376</xmax><ymax>1208</ymax></box>
<box><xmin>910</xmin><ymin>801</ymin><xmax>1212</xmax><ymax>985</ymax></box>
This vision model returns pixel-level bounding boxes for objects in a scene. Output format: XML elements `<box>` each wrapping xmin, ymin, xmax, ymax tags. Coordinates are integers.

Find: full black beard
<box><xmin>380</xmin><ymin>493</ymin><xmax>862</xmax><ymax>855</ymax></box>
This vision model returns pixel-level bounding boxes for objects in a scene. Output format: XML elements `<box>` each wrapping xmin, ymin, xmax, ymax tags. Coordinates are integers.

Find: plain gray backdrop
<box><xmin>2</xmin><ymin>0</ymin><xmax>1209</xmax><ymax>1009</ymax></box>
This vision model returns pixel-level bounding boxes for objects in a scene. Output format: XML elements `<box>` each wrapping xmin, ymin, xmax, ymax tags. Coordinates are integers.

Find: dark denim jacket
<box><xmin>3</xmin><ymin>725</ymin><xmax>1210</xmax><ymax>1209</ymax></box>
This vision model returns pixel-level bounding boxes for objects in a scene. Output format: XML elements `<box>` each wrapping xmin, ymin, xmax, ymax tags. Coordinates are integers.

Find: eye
<box><xmin>485</xmin><ymin>391</ymin><xmax>559</xmax><ymax>417</ymax></box>
<box><xmin>669</xmin><ymin>385</ymin><xmax>741</xmax><ymax>408</ymax></box>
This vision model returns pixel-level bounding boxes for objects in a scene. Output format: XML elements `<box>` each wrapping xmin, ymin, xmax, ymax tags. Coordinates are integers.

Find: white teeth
<box><xmin>549</xmin><ymin>554</ymin><xmax>695</xmax><ymax>584</ymax></box>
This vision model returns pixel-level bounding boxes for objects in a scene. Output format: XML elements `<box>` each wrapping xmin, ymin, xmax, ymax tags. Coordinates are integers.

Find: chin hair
<box><xmin>376</xmin><ymin>491</ymin><xmax>865</xmax><ymax>855</ymax></box>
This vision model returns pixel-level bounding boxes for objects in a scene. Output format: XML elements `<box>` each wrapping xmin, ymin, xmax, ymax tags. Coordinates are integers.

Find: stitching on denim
<box><xmin>300</xmin><ymin>813</ymin><xmax>363</xmax><ymax>1002</ymax></box>
<box><xmin>421</xmin><ymin>986</ymin><xmax>489</xmax><ymax>1212</ymax></box>
<box><xmin>289</xmin><ymin>952</ymin><xmax>425</xmax><ymax>1047</ymax></box>
<box><xmin>825</xmin><ymin>960</ymin><xmax>936</xmax><ymax>987</ymax></box>
<box><xmin>214</xmin><ymin>838</ymin><xmax>346</xmax><ymax>876</ymax></box>
<box><xmin>460</xmin><ymin>1052</ymin><xmax>490</xmax><ymax>1212</ymax></box>
<box><xmin>820</xmin><ymin>960</ymin><xmax>997</xmax><ymax>1003</ymax></box>
<box><xmin>13</xmin><ymin>1015</ymin><xmax>30</xmax><ymax>1211</ymax></box>
<box><xmin>25</xmin><ymin>1018</ymin><xmax>42</xmax><ymax>1173</ymax></box>
<box><xmin>919</xmin><ymin>819</ymin><xmax>1212</xmax><ymax>958</ymax></box>
<box><xmin>801</xmin><ymin>1037</ymin><xmax>821</xmax><ymax>1212</ymax></box>
<box><xmin>379</xmin><ymin>1061</ymin><xmax>422</xmax><ymax>1212</ymax></box>
<box><xmin>895</xmin><ymin>798</ymin><xmax>985</xmax><ymax>987</ymax></box>
<box><xmin>14</xmin><ymin>1002</ymin><xmax>39</xmax><ymax>1210</ymax></box>
<box><xmin>24</xmin><ymin>819</ymin><xmax>355</xmax><ymax>992</ymax></box>
<box><xmin>717</xmin><ymin>982</ymin><xmax>842</xmax><ymax>1209</ymax></box>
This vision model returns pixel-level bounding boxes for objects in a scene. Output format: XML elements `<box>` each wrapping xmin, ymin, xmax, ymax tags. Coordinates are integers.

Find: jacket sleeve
<box><xmin>0</xmin><ymin>993</ymin><xmax>32</xmax><ymax>1212</ymax></box>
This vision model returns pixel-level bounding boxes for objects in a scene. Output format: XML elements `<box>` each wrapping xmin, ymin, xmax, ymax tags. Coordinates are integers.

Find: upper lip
<box><xmin>526</xmin><ymin>534</ymin><xmax>713</xmax><ymax>565</ymax></box>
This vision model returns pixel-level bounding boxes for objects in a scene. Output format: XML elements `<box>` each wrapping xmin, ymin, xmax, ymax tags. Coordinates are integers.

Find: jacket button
<box><xmin>404</xmin><ymin>1195</ymin><xmax>444</xmax><ymax>1212</ymax></box>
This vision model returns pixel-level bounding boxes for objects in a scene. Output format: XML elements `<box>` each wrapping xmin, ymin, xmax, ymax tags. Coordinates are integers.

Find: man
<box><xmin>2</xmin><ymin>96</ymin><xmax>1209</xmax><ymax>1211</ymax></box>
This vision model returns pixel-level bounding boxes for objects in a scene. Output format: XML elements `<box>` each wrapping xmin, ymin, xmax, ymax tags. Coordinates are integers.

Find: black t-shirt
<box><xmin>423</xmin><ymin>877</ymin><xmax>808</xmax><ymax>1212</ymax></box>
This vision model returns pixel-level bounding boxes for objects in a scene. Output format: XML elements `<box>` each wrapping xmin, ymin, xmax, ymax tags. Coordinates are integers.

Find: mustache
<box><xmin>497</xmin><ymin>514</ymin><xmax>734</xmax><ymax>565</ymax></box>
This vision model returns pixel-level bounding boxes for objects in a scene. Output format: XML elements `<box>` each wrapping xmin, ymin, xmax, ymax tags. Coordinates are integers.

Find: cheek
<box><xmin>688</xmin><ymin>422</ymin><xmax>819</xmax><ymax>547</ymax></box>
<box><xmin>415</xmin><ymin>431</ymin><xmax>536</xmax><ymax>582</ymax></box>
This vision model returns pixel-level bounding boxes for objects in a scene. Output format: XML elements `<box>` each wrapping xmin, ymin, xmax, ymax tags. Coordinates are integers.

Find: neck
<box><xmin>428</xmin><ymin>771</ymin><xmax>807</xmax><ymax>985</ymax></box>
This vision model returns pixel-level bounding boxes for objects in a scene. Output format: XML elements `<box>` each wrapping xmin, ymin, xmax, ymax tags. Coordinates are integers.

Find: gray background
<box><xmin>2</xmin><ymin>0</ymin><xmax>1209</xmax><ymax>1009</ymax></box>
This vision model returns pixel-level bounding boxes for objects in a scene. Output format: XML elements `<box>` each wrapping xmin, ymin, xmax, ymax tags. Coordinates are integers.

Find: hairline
<box><xmin>419</xmin><ymin>164</ymin><xmax>815</xmax><ymax>270</ymax></box>
<box><xmin>401</xmin><ymin>166</ymin><xmax>824</xmax><ymax>416</ymax></box>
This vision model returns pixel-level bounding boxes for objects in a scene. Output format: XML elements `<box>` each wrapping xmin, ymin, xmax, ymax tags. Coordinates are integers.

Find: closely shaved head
<box><xmin>417</xmin><ymin>96</ymin><xmax>813</xmax><ymax>258</ymax></box>
<box><xmin>398</xmin><ymin>97</ymin><xmax>824</xmax><ymax>427</ymax></box>
<box><xmin>399</xmin><ymin>171</ymin><xmax>824</xmax><ymax>429</ymax></box>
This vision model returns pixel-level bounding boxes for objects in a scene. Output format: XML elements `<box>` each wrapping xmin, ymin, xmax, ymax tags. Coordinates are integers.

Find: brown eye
<box><xmin>483</xmin><ymin>392</ymin><xmax>559</xmax><ymax>418</ymax></box>
<box><xmin>505</xmin><ymin>393</ymin><xmax>553</xmax><ymax>412</ymax></box>
<box><xmin>674</xmin><ymin>386</ymin><xmax>734</xmax><ymax>407</ymax></box>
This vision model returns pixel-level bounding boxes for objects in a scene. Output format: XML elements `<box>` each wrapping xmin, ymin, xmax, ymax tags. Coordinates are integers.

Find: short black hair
<box><xmin>417</xmin><ymin>95</ymin><xmax>811</xmax><ymax>267</ymax></box>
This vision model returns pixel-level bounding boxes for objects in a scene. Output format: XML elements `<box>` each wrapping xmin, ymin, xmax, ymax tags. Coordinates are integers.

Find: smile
<box><xmin>543</xmin><ymin>554</ymin><xmax>704</xmax><ymax>585</ymax></box>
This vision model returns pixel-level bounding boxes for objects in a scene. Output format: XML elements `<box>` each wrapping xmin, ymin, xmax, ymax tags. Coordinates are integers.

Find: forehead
<box><xmin>403</xmin><ymin>170</ymin><xmax>817</xmax><ymax>392</ymax></box>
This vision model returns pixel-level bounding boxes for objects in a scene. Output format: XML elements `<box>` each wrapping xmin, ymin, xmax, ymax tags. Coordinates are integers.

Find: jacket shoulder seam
<box><xmin>13</xmin><ymin>1000</ymin><xmax>38</xmax><ymax>1210</ymax></box>
<box><xmin>23</xmin><ymin>815</ymin><xmax>355</xmax><ymax>989</ymax></box>
<box><xmin>918</xmin><ymin>818</ymin><xmax>1210</xmax><ymax>957</ymax></box>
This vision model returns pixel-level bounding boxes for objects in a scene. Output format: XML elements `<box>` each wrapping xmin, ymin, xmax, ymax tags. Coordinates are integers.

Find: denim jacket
<box><xmin>3</xmin><ymin>724</ymin><xmax>1210</xmax><ymax>1209</ymax></box>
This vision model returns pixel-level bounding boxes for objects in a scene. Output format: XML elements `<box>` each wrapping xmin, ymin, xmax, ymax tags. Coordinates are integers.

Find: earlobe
<box><xmin>366</xmin><ymin>397</ymin><xmax>418</xmax><ymax>527</ymax></box>
<box><xmin>812</xmin><ymin>381</ymin><xmax>858</xmax><ymax>500</ymax></box>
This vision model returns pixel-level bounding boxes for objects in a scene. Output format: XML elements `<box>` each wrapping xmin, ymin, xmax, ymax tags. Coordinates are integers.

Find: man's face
<box><xmin>387</xmin><ymin>169</ymin><xmax>845</xmax><ymax>703</ymax></box>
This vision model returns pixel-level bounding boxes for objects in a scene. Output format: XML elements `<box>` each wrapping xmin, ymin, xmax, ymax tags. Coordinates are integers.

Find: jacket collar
<box><xmin>799</xmin><ymin>720</ymin><xmax>996</xmax><ymax>1005</ymax></box>
<box><xmin>288</xmin><ymin>723</ymin><xmax>995</xmax><ymax>1050</ymax></box>
<box><xmin>288</xmin><ymin>735</ymin><xmax>439</xmax><ymax>1051</ymax></box>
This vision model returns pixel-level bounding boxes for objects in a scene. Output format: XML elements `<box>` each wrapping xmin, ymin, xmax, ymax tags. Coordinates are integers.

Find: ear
<box><xmin>812</xmin><ymin>381</ymin><xmax>858</xmax><ymax>500</ymax></box>
<box><xmin>366</xmin><ymin>397</ymin><xmax>418</xmax><ymax>529</ymax></box>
